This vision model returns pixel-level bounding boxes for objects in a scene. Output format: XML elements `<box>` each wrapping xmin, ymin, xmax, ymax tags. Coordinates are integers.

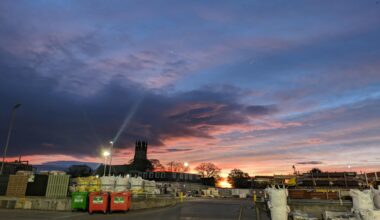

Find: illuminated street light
<box><xmin>183</xmin><ymin>162</ymin><xmax>190</xmax><ymax>193</ymax></box>
<box><xmin>103</xmin><ymin>151</ymin><xmax>110</xmax><ymax>157</ymax></box>
<box><xmin>108</xmin><ymin>141</ymin><xmax>114</xmax><ymax>176</ymax></box>
<box><xmin>102</xmin><ymin>150</ymin><xmax>110</xmax><ymax>176</ymax></box>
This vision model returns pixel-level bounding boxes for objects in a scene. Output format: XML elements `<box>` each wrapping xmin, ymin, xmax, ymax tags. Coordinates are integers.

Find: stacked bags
<box><xmin>143</xmin><ymin>180</ymin><xmax>157</xmax><ymax>194</ymax></box>
<box><xmin>265</xmin><ymin>186</ymin><xmax>290</xmax><ymax>220</ymax></box>
<box><xmin>349</xmin><ymin>189</ymin><xmax>380</xmax><ymax>220</ymax></box>
<box><xmin>130</xmin><ymin>177</ymin><xmax>144</xmax><ymax>194</ymax></box>
<box><xmin>100</xmin><ymin>176</ymin><xmax>116</xmax><ymax>192</ymax></box>
<box><xmin>115</xmin><ymin>176</ymin><xmax>129</xmax><ymax>192</ymax></box>
<box><xmin>76</xmin><ymin>176</ymin><xmax>101</xmax><ymax>192</ymax></box>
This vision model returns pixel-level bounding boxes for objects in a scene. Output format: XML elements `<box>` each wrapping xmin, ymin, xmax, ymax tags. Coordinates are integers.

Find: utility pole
<box><xmin>1</xmin><ymin>104</ymin><xmax>21</xmax><ymax>175</ymax></box>
<box><xmin>108</xmin><ymin>141</ymin><xmax>114</xmax><ymax>176</ymax></box>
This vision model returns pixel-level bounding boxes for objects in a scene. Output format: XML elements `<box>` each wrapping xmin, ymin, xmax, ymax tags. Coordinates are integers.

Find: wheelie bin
<box><xmin>88</xmin><ymin>192</ymin><xmax>109</xmax><ymax>214</ymax></box>
<box><xmin>71</xmin><ymin>191</ymin><xmax>88</xmax><ymax>211</ymax></box>
<box><xmin>109</xmin><ymin>191</ymin><xmax>131</xmax><ymax>213</ymax></box>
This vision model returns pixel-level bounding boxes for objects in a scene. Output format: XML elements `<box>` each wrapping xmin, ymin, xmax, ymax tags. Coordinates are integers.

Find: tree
<box><xmin>227</xmin><ymin>169</ymin><xmax>250</xmax><ymax>188</ymax></box>
<box><xmin>166</xmin><ymin>161</ymin><xmax>189</xmax><ymax>172</ymax></box>
<box><xmin>195</xmin><ymin>162</ymin><xmax>221</xmax><ymax>178</ymax></box>
<box><xmin>150</xmin><ymin>159</ymin><xmax>165</xmax><ymax>171</ymax></box>
<box><xmin>67</xmin><ymin>165</ymin><xmax>93</xmax><ymax>178</ymax></box>
<box><xmin>310</xmin><ymin>168</ymin><xmax>322</xmax><ymax>174</ymax></box>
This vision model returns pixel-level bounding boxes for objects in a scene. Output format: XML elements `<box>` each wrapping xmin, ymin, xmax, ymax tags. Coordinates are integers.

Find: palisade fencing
<box><xmin>6</xmin><ymin>175</ymin><xmax>28</xmax><ymax>197</ymax></box>
<box><xmin>45</xmin><ymin>175</ymin><xmax>70</xmax><ymax>198</ymax></box>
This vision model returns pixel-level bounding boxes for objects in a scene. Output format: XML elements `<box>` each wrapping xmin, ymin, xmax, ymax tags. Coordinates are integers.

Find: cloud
<box><xmin>297</xmin><ymin>161</ymin><xmax>323</xmax><ymax>165</ymax></box>
<box><xmin>0</xmin><ymin>48</ymin><xmax>278</xmax><ymax>157</ymax></box>
<box><xmin>0</xmin><ymin>1</ymin><xmax>380</xmax><ymax>175</ymax></box>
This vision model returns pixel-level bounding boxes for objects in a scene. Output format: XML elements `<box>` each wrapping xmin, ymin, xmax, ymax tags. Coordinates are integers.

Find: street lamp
<box><xmin>183</xmin><ymin>162</ymin><xmax>189</xmax><ymax>193</ymax></box>
<box><xmin>0</xmin><ymin>104</ymin><xmax>21</xmax><ymax>175</ymax></box>
<box><xmin>108</xmin><ymin>141</ymin><xmax>114</xmax><ymax>176</ymax></box>
<box><xmin>102</xmin><ymin>151</ymin><xmax>110</xmax><ymax>177</ymax></box>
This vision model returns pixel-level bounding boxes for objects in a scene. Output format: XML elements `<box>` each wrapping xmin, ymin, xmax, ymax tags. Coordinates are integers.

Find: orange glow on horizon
<box><xmin>216</xmin><ymin>178</ymin><xmax>232</xmax><ymax>188</ymax></box>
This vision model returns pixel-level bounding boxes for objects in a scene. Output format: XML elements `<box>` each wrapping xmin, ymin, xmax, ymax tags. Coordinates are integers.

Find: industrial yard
<box><xmin>1</xmin><ymin>1</ymin><xmax>380</xmax><ymax>219</ymax></box>
<box><xmin>0</xmin><ymin>141</ymin><xmax>379</xmax><ymax>219</ymax></box>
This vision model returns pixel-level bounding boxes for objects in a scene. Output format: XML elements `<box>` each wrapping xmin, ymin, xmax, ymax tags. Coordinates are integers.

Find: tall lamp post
<box><xmin>102</xmin><ymin>151</ymin><xmax>110</xmax><ymax>177</ymax></box>
<box><xmin>0</xmin><ymin>104</ymin><xmax>21</xmax><ymax>175</ymax></box>
<box><xmin>183</xmin><ymin>162</ymin><xmax>189</xmax><ymax>193</ymax></box>
<box><xmin>108</xmin><ymin>141</ymin><xmax>114</xmax><ymax>176</ymax></box>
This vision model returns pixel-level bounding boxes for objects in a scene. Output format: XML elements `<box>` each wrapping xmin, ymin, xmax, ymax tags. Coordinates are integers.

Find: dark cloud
<box><xmin>297</xmin><ymin>161</ymin><xmax>323</xmax><ymax>165</ymax></box>
<box><xmin>0</xmin><ymin>48</ymin><xmax>277</xmax><ymax>157</ymax></box>
<box><xmin>245</xmin><ymin>105</ymin><xmax>278</xmax><ymax>116</ymax></box>
<box><xmin>166</xmin><ymin>148</ymin><xmax>193</xmax><ymax>152</ymax></box>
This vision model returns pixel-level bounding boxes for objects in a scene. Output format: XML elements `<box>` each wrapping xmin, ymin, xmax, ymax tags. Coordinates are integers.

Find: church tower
<box><xmin>134</xmin><ymin>140</ymin><xmax>148</xmax><ymax>161</ymax></box>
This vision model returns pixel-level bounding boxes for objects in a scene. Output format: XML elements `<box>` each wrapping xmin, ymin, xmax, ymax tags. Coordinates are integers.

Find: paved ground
<box><xmin>0</xmin><ymin>198</ymin><xmax>266</xmax><ymax>220</ymax></box>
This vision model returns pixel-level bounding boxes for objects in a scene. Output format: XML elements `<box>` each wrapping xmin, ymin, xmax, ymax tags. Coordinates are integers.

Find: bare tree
<box><xmin>150</xmin><ymin>159</ymin><xmax>165</xmax><ymax>171</ymax></box>
<box><xmin>166</xmin><ymin>161</ymin><xmax>189</xmax><ymax>172</ymax></box>
<box><xmin>195</xmin><ymin>162</ymin><xmax>221</xmax><ymax>178</ymax></box>
<box><xmin>228</xmin><ymin>169</ymin><xmax>250</xmax><ymax>188</ymax></box>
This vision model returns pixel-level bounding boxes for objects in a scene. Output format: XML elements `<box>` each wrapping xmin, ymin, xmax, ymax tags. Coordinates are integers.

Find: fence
<box><xmin>45</xmin><ymin>175</ymin><xmax>70</xmax><ymax>198</ymax></box>
<box><xmin>6</xmin><ymin>175</ymin><xmax>29</xmax><ymax>197</ymax></box>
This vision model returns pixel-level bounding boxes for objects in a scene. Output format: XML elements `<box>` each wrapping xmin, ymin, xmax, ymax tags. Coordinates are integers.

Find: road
<box><xmin>0</xmin><ymin>198</ymin><xmax>266</xmax><ymax>220</ymax></box>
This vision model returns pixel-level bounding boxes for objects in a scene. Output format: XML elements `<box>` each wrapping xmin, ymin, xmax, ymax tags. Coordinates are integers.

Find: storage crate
<box><xmin>6</xmin><ymin>175</ymin><xmax>29</xmax><ymax>197</ymax></box>
<box><xmin>45</xmin><ymin>175</ymin><xmax>70</xmax><ymax>198</ymax></box>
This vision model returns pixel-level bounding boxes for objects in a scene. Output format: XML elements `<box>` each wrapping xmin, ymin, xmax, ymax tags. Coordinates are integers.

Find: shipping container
<box><xmin>45</xmin><ymin>175</ymin><xmax>70</xmax><ymax>198</ymax></box>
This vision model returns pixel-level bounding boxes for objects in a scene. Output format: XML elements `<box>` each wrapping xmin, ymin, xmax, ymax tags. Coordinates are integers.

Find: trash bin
<box><xmin>71</xmin><ymin>191</ymin><xmax>88</xmax><ymax>211</ymax></box>
<box><xmin>110</xmin><ymin>191</ymin><xmax>131</xmax><ymax>213</ymax></box>
<box><xmin>89</xmin><ymin>192</ymin><xmax>109</xmax><ymax>214</ymax></box>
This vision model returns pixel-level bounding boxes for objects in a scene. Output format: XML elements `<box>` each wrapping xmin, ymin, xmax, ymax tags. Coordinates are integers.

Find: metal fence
<box><xmin>45</xmin><ymin>175</ymin><xmax>70</xmax><ymax>198</ymax></box>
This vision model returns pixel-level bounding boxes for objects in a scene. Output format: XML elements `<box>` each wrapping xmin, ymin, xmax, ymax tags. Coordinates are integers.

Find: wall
<box><xmin>0</xmin><ymin>196</ymin><xmax>178</xmax><ymax>212</ymax></box>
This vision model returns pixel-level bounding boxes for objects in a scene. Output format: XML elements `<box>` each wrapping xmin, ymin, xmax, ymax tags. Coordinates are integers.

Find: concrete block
<box><xmin>40</xmin><ymin>200</ymin><xmax>52</xmax><ymax>210</ymax></box>
<box><xmin>6</xmin><ymin>200</ymin><xmax>16</xmax><ymax>209</ymax></box>
<box><xmin>0</xmin><ymin>200</ymin><xmax>7</xmax><ymax>208</ymax></box>
<box><xmin>24</xmin><ymin>200</ymin><xmax>32</xmax><ymax>209</ymax></box>
<box><xmin>15</xmin><ymin>198</ymin><xmax>25</xmax><ymax>209</ymax></box>
<box><xmin>31</xmin><ymin>199</ymin><xmax>41</xmax><ymax>210</ymax></box>
<box><xmin>56</xmin><ymin>200</ymin><xmax>69</xmax><ymax>211</ymax></box>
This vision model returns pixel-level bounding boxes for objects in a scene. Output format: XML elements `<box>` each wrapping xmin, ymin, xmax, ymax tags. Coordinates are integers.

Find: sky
<box><xmin>0</xmin><ymin>0</ymin><xmax>380</xmax><ymax>176</ymax></box>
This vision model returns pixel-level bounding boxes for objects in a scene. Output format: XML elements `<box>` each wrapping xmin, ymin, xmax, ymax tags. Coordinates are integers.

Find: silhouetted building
<box><xmin>95</xmin><ymin>140</ymin><xmax>152</xmax><ymax>175</ymax></box>
<box><xmin>67</xmin><ymin>165</ymin><xmax>93</xmax><ymax>177</ymax></box>
<box><xmin>0</xmin><ymin>160</ymin><xmax>33</xmax><ymax>175</ymax></box>
<box><xmin>134</xmin><ymin>140</ymin><xmax>148</xmax><ymax>161</ymax></box>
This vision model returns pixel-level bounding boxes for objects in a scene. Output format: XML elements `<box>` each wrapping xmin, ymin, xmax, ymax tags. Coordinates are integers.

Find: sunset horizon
<box><xmin>1</xmin><ymin>1</ymin><xmax>380</xmax><ymax>177</ymax></box>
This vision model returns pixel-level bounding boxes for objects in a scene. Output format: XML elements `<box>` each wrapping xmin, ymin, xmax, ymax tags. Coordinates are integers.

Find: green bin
<box><xmin>71</xmin><ymin>192</ymin><xmax>89</xmax><ymax>211</ymax></box>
